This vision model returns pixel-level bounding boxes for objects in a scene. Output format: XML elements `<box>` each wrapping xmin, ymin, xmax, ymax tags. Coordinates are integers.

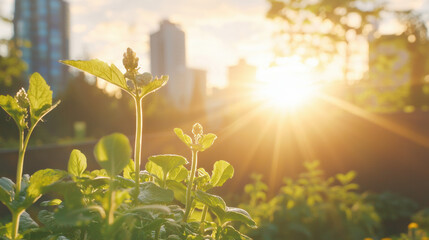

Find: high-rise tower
<box><xmin>150</xmin><ymin>20</ymin><xmax>194</xmax><ymax>110</ymax></box>
<box><xmin>13</xmin><ymin>0</ymin><xmax>69</xmax><ymax>94</ymax></box>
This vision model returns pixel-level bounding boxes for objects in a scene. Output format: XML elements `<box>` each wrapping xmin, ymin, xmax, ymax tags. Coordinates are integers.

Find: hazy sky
<box><xmin>1</xmin><ymin>0</ymin><xmax>428</xmax><ymax>88</ymax></box>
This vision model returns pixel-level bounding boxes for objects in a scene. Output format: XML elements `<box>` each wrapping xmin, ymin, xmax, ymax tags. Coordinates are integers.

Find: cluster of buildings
<box><xmin>12</xmin><ymin>0</ymin><xmax>258</xmax><ymax>126</ymax></box>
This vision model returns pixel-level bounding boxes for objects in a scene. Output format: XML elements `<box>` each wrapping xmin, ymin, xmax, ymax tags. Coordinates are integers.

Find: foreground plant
<box><xmin>0</xmin><ymin>73</ymin><xmax>63</xmax><ymax>239</ymax></box>
<box><xmin>4</xmin><ymin>49</ymin><xmax>256</xmax><ymax>239</ymax></box>
<box><xmin>61</xmin><ymin>48</ymin><xmax>168</xmax><ymax>199</ymax></box>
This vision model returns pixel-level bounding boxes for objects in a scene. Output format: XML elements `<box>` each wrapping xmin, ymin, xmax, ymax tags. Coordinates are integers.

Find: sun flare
<box><xmin>254</xmin><ymin>58</ymin><xmax>319</xmax><ymax>110</ymax></box>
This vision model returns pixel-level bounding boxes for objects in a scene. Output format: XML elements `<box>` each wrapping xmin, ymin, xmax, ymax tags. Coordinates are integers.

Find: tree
<box><xmin>395</xmin><ymin>11</ymin><xmax>429</xmax><ymax>108</ymax></box>
<box><xmin>0</xmin><ymin>16</ymin><xmax>26</xmax><ymax>94</ymax></box>
<box><xmin>266</xmin><ymin>0</ymin><xmax>384</xmax><ymax>84</ymax></box>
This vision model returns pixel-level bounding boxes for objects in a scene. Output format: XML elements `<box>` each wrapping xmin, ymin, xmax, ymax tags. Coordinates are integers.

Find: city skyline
<box><xmin>1</xmin><ymin>0</ymin><xmax>428</xmax><ymax>89</ymax></box>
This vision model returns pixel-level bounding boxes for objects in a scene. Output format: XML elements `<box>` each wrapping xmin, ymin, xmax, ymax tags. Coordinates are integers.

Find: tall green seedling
<box><xmin>174</xmin><ymin>123</ymin><xmax>217</xmax><ymax>221</ymax></box>
<box><xmin>61</xmin><ymin>48</ymin><xmax>168</xmax><ymax>200</ymax></box>
<box><xmin>0</xmin><ymin>73</ymin><xmax>61</xmax><ymax>239</ymax></box>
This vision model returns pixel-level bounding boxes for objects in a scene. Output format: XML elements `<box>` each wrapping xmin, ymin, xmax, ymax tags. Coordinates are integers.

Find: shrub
<box><xmin>240</xmin><ymin>161</ymin><xmax>380</xmax><ymax>240</ymax></box>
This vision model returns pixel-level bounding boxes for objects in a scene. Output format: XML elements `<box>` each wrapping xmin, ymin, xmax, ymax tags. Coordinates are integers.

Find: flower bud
<box><xmin>122</xmin><ymin>48</ymin><xmax>139</xmax><ymax>73</ymax></box>
<box><xmin>192</xmin><ymin>123</ymin><xmax>203</xmax><ymax>137</ymax></box>
<box><xmin>15</xmin><ymin>88</ymin><xmax>29</xmax><ymax>109</ymax></box>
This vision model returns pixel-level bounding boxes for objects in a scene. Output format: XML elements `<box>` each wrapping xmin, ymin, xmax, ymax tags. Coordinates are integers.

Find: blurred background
<box><xmin>2</xmin><ymin>0</ymin><xmax>429</xmax><ymax>238</ymax></box>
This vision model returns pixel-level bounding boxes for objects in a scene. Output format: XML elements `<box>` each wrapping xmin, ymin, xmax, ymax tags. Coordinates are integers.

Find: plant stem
<box><xmin>184</xmin><ymin>150</ymin><xmax>198</xmax><ymax>221</ymax></box>
<box><xmin>107</xmin><ymin>188</ymin><xmax>115</xmax><ymax>225</ymax></box>
<box><xmin>11</xmin><ymin>210</ymin><xmax>23</xmax><ymax>240</ymax></box>
<box><xmin>133</xmin><ymin>97</ymin><xmax>143</xmax><ymax>201</ymax></box>
<box><xmin>199</xmin><ymin>205</ymin><xmax>208</xmax><ymax>233</ymax></box>
<box><xmin>16</xmin><ymin>125</ymin><xmax>35</xmax><ymax>194</ymax></box>
<box><xmin>15</xmin><ymin>128</ymin><xmax>24</xmax><ymax>194</ymax></box>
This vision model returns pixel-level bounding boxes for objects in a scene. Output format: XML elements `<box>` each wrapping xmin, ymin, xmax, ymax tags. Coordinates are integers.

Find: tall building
<box><xmin>150</xmin><ymin>20</ymin><xmax>195</xmax><ymax>110</ymax></box>
<box><xmin>13</xmin><ymin>0</ymin><xmax>70</xmax><ymax>94</ymax></box>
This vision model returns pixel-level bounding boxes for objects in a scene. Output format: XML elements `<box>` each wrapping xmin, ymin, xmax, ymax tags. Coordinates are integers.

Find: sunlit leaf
<box><xmin>148</xmin><ymin>154</ymin><xmax>188</xmax><ymax>180</ymax></box>
<box><xmin>0</xmin><ymin>222</ymin><xmax>13</xmax><ymax>239</ymax></box>
<box><xmin>60</xmin><ymin>59</ymin><xmax>127</xmax><ymax>90</ymax></box>
<box><xmin>145</xmin><ymin>161</ymin><xmax>163</xmax><ymax>180</ymax></box>
<box><xmin>222</xmin><ymin>225</ymin><xmax>252</xmax><ymax>240</ymax></box>
<box><xmin>210</xmin><ymin>160</ymin><xmax>234</xmax><ymax>188</ymax></box>
<box><xmin>0</xmin><ymin>95</ymin><xmax>27</xmax><ymax>129</ymax></box>
<box><xmin>165</xmin><ymin>180</ymin><xmax>187</xmax><ymax>204</ymax></box>
<box><xmin>173</xmin><ymin>128</ymin><xmax>192</xmax><ymax>147</ymax></box>
<box><xmin>123</xmin><ymin>159</ymin><xmax>135</xmax><ymax>180</ymax></box>
<box><xmin>138</xmin><ymin>182</ymin><xmax>174</xmax><ymax>204</ymax></box>
<box><xmin>167</xmin><ymin>165</ymin><xmax>188</xmax><ymax>182</ymax></box>
<box><xmin>27</xmin><ymin>72</ymin><xmax>54</xmax><ymax>126</ymax></box>
<box><xmin>141</xmin><ymin>75</ymin><xmax>168</xmax><ymax>98</ymax></box>
<box><xmin>94</xmin><ymin>133</ymin><xmax>132</xmax><ymax>177</ymax></box>
<box><xmin>212</xmin><ymin>206</ymin><xmax>257</xmax><ymax>228</ymax></box>
<box><xmin>40</xmin><ymin>199</ymin><xmax>62</xmax><ymax>207</ymax></box>
<box><xmin>194</xmin><ymin>190</ymin><xmax>226</xmax><ymax>210</ymax></box>
<box><xmin>336</xmin><ymin>171</ymin><xmax>356</xmax><ymax>185</ymax></box>
<box><xmin>67</xmin><ymin>149</ymin><xmax>87</xmax><ymax>177</ymax></box>
<box><xmin>199</xmin><ymin>133</ymin><xmax>217</xmax><ymax>151</ymax></box>
<box><xmin>25</xmin><ymin>169</ymin><xmax>68</xmax><ymax>209</ymax></box>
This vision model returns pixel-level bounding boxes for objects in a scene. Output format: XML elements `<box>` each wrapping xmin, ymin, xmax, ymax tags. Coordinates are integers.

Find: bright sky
<box><xmin>0</xmin><ymin>0</ymin><xmax>428</xmax><ymax>88</ymax></box>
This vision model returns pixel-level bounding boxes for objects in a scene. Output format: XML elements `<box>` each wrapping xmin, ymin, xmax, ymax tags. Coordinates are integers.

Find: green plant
<box><xmin>240</xmin><ymin>161</ymin><xmax>381</xmax><ymax>240</ymax></box>
<box><xmin>0</xmin><ymin>49</ymin><xmax>256</xmax><ymax>239</ymax></box>
<box><xmin>61</xmin><ymin>48</ymin><xmax>168</xmax><ymax>200</ymax></box>
<box><xmin>0</xmin><ymin>73</ymin><xmax>61</xmax><ymax>239</ymax></box>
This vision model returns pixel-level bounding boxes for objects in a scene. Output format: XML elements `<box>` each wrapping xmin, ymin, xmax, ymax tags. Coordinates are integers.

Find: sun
<box><xmin>254</xmin><ymin>58</ymin><xmax>319</xmax><ymax>111</ymax></box>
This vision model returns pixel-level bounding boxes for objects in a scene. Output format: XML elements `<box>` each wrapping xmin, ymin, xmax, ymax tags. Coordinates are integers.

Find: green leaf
<box><xmin>40</xmin><ymin>199</ymin><xmax>62</xmax><ymax>207</ymax></box>
<box><xmin>60</xmin><ymin>59</ymin><xmax>127</xmax><ymax>90</ymax></box>
<box><xmin>199</xmin><ymin>133</ymin><xmax>217</xmax><ymax>151</ymax></box>
<box><xmin>148</xmin><ymin>154</ymin><xmax>188</xmax><ymax>180</ymax></box>
<box><xmin>138</xmin><ymin>182</ymin><xmax>174</xmax><ymax>204</ymax></box>
<box><xmin>145</xmin><ymin>161</ymin><xmax>163</xmax><ymax>180</ymax></box>
<box><xmin>194</xmin><ymin>190</ymin><xmax>226</xmax><ymax>210</ymax></box>
<box><xmin>94</xmin><ymin>133</ymin><xmax>132</xmax><ymax>177</ymax></box>
<box><xmin>0</xmin><ymin>95</ymin><xmax>27</xmax><ymax>129</ymax></box>
<box><xmin>165</xmin><ymin>180</ymin><xmax>187</xmax><ymax>204</ymax></box>
<box><xmin>141</xmin><ymin>75</ymin><xmax>168</xmax><ymax>98</ymax></box>
<box><xmin>336</xmin><ymin>171</ymin><xmax>356</xmax><ymax>185</ymax></box>
<box><xmin>25</xmin><ymin>169</ymin><xmax>67</xmax><ymax>209</ymax></box>
<box><xmin>0</xmin><ymin>222</ymin><xmax>12</xmax><ymax>239</ymax></box>
<box><xmin>67</xmin><ymin>149</ymin><xmax>87</xmax><ymax>177</ymax></box>
<box><xmin>19</xmin><ymin>211</ymin><xmax>39</xmax><ymax>231</ymax></box>
<box><xmin>167</xmin><ymin>165</ymin><xmax>188</xmax><ymax>182</ymax></box>
<box><xmin>222</xmin><ymin>226</ymin><xmax>252</xmax><ymax>240</ymax></box>
<box><xmin>194</xmin><ymin>168</ymin><xmax>210</xmax><ymax>190</ymax></box>
<box><xmin>173</xmin><ymin>128</ymin><xmax>192</xmax><ymax>147</ymax></box>
<box><xmin>0</xmin><ymin>177</ymin><xmax>15</xmax><ymax>209</ymax></box>
<box><xmin>212</xmin><ymin>207</ymin><xmax>256</xmax><ymax>228</ymax></box>
<box><xmin>27</xmin><ymin>72</ymin><xmax>53</xmax><ymax>125</ymax></box>
<box><xmin>210</xmin><ymin>160</ymin><xmax>234</xmax><ymax>188</ymax></box>
<box><xmin>123</xmin><ymin>159</ymin><xmax>135</xmax><ymax>180</ymax></box>
<box><xmin>53</xmin><ymin>206</ymin><xmax>106</xmax><ymax>227</ymax></box>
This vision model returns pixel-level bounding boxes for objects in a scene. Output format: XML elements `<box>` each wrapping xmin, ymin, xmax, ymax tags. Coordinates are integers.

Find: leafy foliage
<box><xmin>0</xmin><ymin>49</ymin><xmax>255</xmax><ymax>240</ymax></box>
<box><xmin>241</xmin><ymin>161</ymin><xmax>380</xmax><ymax>240</ymax></box>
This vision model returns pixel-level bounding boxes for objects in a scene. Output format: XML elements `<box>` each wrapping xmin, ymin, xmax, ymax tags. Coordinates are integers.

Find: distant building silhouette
<box><xmin>189</xmin><ymin>68</ymin><xmax>207</xmax><ymax>123</ymax></box>
<box><xmin>150</xmin><ymin>20</ymin><xmax>196</xmax><ymax>110</ymax></box>
<box><xmin>13</xmin><ymin>0</ymin><xmax>70</xmax><ymax>94</ymax></box>
<box><xmin>227</xmin><ymin>59</ymin><xmax>257</xmax><ymax>92</ymax></box>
